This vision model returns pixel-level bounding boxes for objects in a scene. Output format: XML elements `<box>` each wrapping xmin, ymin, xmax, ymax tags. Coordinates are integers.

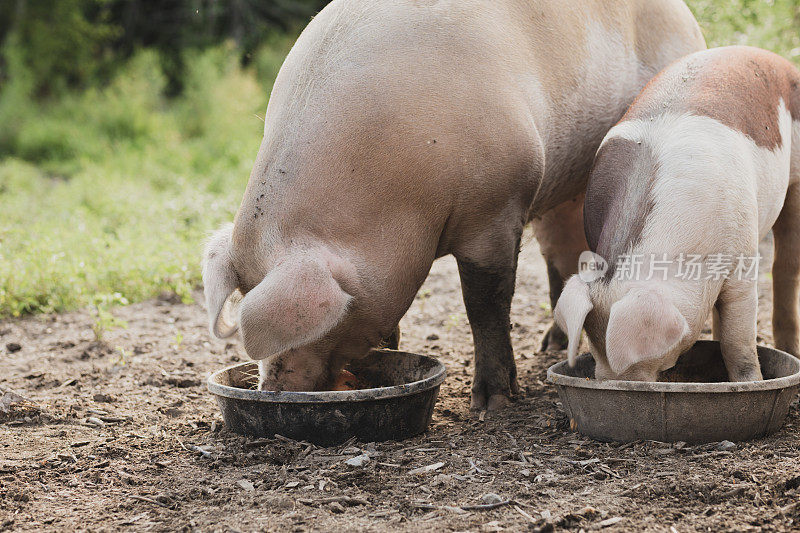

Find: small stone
<box><xmin>426</xmin><ymin>334</ymin><xmax>440</xmax><ymax>341</ymax></box>
<box><xmin>407</xmin><ymin>462</ymin><xmax>445</xmax><ymax>475</ymax></box>
<box><xmin>716</xmin><ymin>440</ymin><xmax>737</xmax><ymax>451</ymax></box>
<box><xmin>264</xmin><ymin>494</ymin><xmax>293</xmax><ymax>510</ymax></box>
<box><xmin>345</xmin><ymin>453</ymin><xmax>370</xmax><ymax>467</ymax></box>
<box><xmin>5</xmin><ymin>343</ymin><xmax>21</xmax><ymax>353</ymax></box>
<box><xmin>92</xmin><ymin>393</ymin><xmax>116</xmax><ymax>403</ymax></box>
<box><xmin>481</xmin><ymin>521</ymin><xmax>503</xmax><ymax>532</ymax></box>
<box><xmin>431</xmin><ymin>473</ymin><xmax>455</xmax><ymax>486</ymax></box>
<box><xmin>597</xmin><ymin>517</ymin><xmax>623</xmax><ymax>528</ymax></box>
<box><xmin>155</xmin><ymin>494</ymin><xmax>173</xmax><ymax>505</ymax></box>
<box><xmin>579</xmin><ymin>506</ymin><xmax>600</xmax><ymax>517</ymax></box>
<box><xmin>480</xmin><ymin>492</ymin><xmax>504</xmax><ymax>505</ymax></box>
<box><xmin>237</xmin><ymin>479</ymin><xmax>254</xmax><ymax>491</ymax></box>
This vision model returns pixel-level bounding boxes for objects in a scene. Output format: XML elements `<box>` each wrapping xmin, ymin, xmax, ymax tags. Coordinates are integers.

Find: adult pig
<box><xmin>555</xmin><ymin>46</ymin><xmax>800</xmax><ymax>382</ymax></box>
<box><xmin>203</xmin><ymin>0</ymin><xmax>705</xmax><ymax>409</ymax></box>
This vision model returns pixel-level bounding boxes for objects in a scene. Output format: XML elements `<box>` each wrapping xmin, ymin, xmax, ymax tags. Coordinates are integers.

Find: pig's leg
<box><xmin>532</xmin><ymin>194</ymin><xmax>588</xmax><ymax>351</ymax></box>
<box><xmin>712</xmin><ymin>305</ymin><xmax>721</xmax><ymax>340</ymax></box>
<box><xmin>772</xmin><ymin>185</ymin><xmax>800</xmax><ymax>357</ymax></box>
<box><xmin>717</xmin><ymin>280</ymin><xmax>763</xmax><ymax>381</ymax></box>
<box><xmin>457</xmin><ymin>232</ymin><xmax>521</xmax><ymax>411</ymax></box>
<box><xmin>382</xmin><ymin>326</ymin><xmax>401</xmax><ymax>350</ymax></box>
<box><xmin>539</xmin><ymin>260</ymin><xmax>569</xmax><ymax>351</ymax></box>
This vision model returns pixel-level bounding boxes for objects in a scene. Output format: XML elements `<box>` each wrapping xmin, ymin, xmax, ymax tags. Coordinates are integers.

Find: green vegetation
<box><xmin>91</xmin><ymin>293</ymin><xmax>129</xmax><ymax>342</ymax></box>
<box><xmin>1</xmin><ymin>1</ymin><xmax>799</xmax><ymax>318</ymax></box>
<box><xmin>0</xmin><ymin>38</ymin><xmax>296</xmax><ymax>317</ymax></box>
<box><xmin>688</xmin><ymin>0</ymin><xmax>800</xmax><ymax>57</ymax></box>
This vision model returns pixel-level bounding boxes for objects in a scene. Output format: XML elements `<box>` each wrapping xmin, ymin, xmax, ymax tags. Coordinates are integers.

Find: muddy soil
<box><xmin>2</xmin><ymin>234</ymin><xmax>799</xmax><ymax>532</ymax></box>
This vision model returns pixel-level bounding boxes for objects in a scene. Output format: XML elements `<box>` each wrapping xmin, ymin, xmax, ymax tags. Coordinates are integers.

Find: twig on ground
<box><xmin>513</xmin><ymin>505</ymin><xmax>538</xmax><ymax>523</ymax></box>
<box><xmin>461</xmin><ymin>500</ymin><xmax>513</xmax><ymax>511</ymax></box>
<box><xmin>244</xmin><ymin>439</ymin><xmax>273</xmax><ymax>449</ymax></box>
<box><xmin>130</xmin><ymin>495</ymin><xmax>173</xmax><ymax>509</ymax></box>
<box><xmin>177</xmin><ymin>438</ymin><xmax>212</xmax><ymax>458</ymax></box>
<box><xmin>298</xmin><ymin>496</ymin><xmax>369</xmax><ymax>506</ymax></box>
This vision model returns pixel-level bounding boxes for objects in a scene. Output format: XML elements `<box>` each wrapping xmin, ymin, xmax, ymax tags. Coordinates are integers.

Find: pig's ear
<box><xmin>554</xmin><ymin>275</ymin><xmax>593</xmax><ymax>366</ymax></box>
<box><xmin>239</xmin><ymin>252</ymin><xmax>352</xmax><ymax>360</ymax></box>
<box><xmin>606</xmin><ymin>288</ymin><xmax>689</xmax><ymax>376</ymax></box>
<box><xmin>202</xmin><ymin>223</ymin><xmax>239</xmax><ymax>338</ymax></box>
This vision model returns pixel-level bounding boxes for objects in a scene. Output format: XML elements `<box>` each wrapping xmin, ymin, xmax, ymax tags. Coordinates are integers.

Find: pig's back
<box><xmin>239</xmin><ymin>0</ymin><xmax>703</xmax><ymax>259</ymax></box>
<box><xmin>595</xmin><ymin>47</ymin><xmax>800</xmax><ymax>259</ymax></box>
<box><xmin>622</xmin><ymin>46</ymin><xmax>800</xmax><ymax>150</ymax></box>
<box><xmin>630</xmin><ymin>47</ymin><xmax>800</xmax><ymax>239</ymax></box>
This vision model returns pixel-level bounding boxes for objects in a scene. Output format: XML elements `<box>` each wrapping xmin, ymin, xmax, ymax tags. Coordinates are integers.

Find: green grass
<box><xmin>0</xmin><ymin>38</ymin><xmax>295</xmax><ymax>317</ymax></box>
<box><xmin>1</xmin><ymin>2</ymin><xmax>799</xmax><ymax>318</ymax></box>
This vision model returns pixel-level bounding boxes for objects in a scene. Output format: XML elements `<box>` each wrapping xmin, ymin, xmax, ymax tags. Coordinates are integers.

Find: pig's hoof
<box><xmin>470</xmin><ymin>370</ymin><xmax>518</xmax><ymax>411</ymax></box>
<box><xmin>540</xmin><ymin>323</ymin><xmax>568</xmax><ymax>352</ymax></box>
<box><xmin>727</xmin><ymin>363</ymin><xmax>763</xmax><ymax>382</ymax></box>
<box><xmin>470</xmin><ymin>392</ymin><xmax>512</xmax><ymax>412</ymax></box>
<box><xmin>470</xmin><ymin>379</ymin><xmax>517</xmax><ymax>411</ymax></box>
<box><xmin>486</xmin><ymin>393</ymin><xmax>511</xmax><ymax>411</ymax></box>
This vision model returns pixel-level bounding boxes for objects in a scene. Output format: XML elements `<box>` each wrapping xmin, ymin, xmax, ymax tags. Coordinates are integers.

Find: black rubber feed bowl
<box><xmin>207</xmin><ymin>349</ymin><xmax>446</xmax><ymax>446</ymax></box>
<box><xmin>547</xmin><ymin>341</ymin><xmax>800</xmax><ymax>444</ymax></box>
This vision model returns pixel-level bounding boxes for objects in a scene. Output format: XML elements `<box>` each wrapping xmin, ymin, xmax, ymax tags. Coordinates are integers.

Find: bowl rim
<box><xmin>207</xmin><ymin>349</ymin><xmax>447</xmax><ymax>403</ymax></box>
<box><xmin>546</xmin><ymin>342</ymin><xmax>800</xmax><ymax>393</ymax></box>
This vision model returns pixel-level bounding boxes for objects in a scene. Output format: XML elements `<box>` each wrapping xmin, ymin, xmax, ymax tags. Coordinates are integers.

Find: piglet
<box><xmin>555</xmin><ymin>46</ymin><xmax>800</xmax><ymax>382</ymax></box>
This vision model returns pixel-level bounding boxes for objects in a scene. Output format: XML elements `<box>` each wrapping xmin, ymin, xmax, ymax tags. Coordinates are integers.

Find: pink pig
<box><xmin>203</xmin><ymin>0</ymin><xmax>704</xmax><ymax>409</ymax></box>
<box><xmin>556</xmin><ymin>46</ymin><xmax>800</xmax><ymax>382</ymax></box>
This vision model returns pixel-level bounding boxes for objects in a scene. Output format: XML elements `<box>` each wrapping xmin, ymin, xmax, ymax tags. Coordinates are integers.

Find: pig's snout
<box><xmin>594</xmin><ymin>360</ymin><xmax>660</xmax><ymax>382</ymax></box>
<box><xmin>257</xmin><ymin>350</ymin><xmax>332</xmax><ymax>392</ymax></box>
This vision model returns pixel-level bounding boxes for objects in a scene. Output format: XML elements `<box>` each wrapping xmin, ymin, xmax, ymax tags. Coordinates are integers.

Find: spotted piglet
<box><xmin>555</xmin><ymin>46</ymin><xmax>800</xmax><ymax>382</ymax></box>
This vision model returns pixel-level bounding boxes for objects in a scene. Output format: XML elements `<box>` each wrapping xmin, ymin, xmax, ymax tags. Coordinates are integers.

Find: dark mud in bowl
<box><xmin>547</xmin><ymin>341</ymin><xmax>800</xmax><ymax>444</ymax></box>
<box><xmin>208</xmin><ymin>349</ymin><xmax>446</xmax><ymax>446</ymax></box>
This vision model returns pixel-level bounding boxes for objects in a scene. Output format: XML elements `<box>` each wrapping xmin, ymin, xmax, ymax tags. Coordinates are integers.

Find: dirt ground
<box><xmin>2</xmin><ymin>233</ymin><xmax>799</xmax><ymax>532</ymax></box>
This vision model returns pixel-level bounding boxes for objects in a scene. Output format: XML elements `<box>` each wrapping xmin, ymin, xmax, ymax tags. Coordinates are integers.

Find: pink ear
<box><xmin>554</xmin><ymin>276</ymin><xmax>593</xmax><ymax>366</ymax></box>
<box><xmin>239</xmin><ymin>251</ymin><xmax>352</xmax><ymax>360</ymax></box>
<box><xmin>606</xmin><ymin>288</ymin><xmax>689</xmax><ymax>376</ymax></box>
<box><xmin>202</xmin><ymin>224</ymin><xmax>239</xmax><ymax>338</ymax></box>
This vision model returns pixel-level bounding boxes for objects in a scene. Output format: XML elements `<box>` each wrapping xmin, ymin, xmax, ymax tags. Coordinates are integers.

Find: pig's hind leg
<box><xmin>531</xmin><ymin>194</ymin><xmax>588</xmax><ymax>351</ymax></box>
<box><xmin>456</xmin><ymin>228</ymin><xmax>522</xmax><ymax>411</ymax></box>
<box><xmin>539</xmin><ymin>260</ymin><xmax>569</xmax><ymax>351</ymax></box>
<box><xmin>717</xmin><ymin>279</ymin><xmax>763</xmax><ymax>381</ymax></box>
<box><xmin>772</xmin><ymin>184</ymin><xmax>800</xmax><ymax>357</ymax></box>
